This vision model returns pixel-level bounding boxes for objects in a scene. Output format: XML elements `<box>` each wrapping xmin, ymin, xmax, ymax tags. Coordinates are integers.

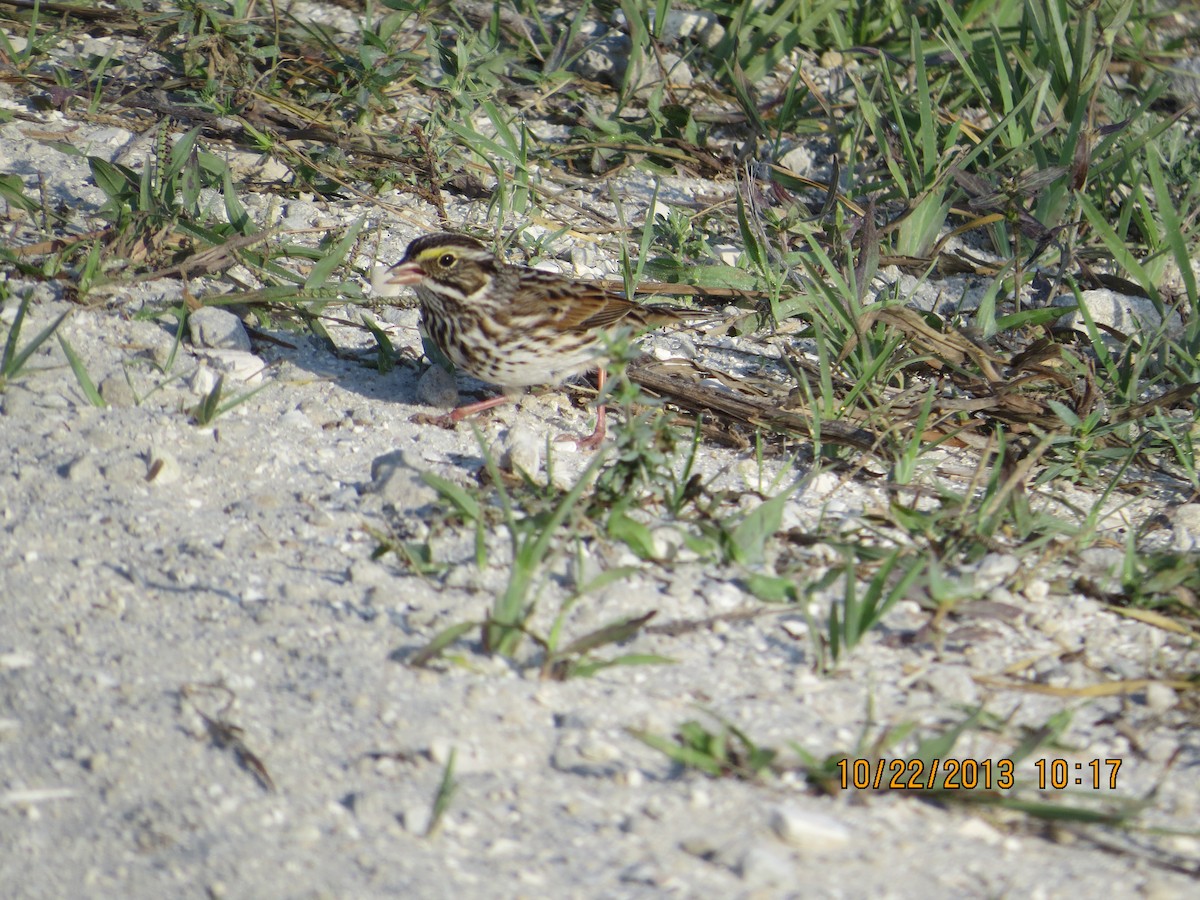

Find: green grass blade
<box><xmin>2</xmin><ymin>299</ymin><xmax>71</xmax><ymax>379</ymax></box>
<box><xmin>57</xmin><ymin>334</ymin><xmax>106</xmax><ymax>407</ymax></box>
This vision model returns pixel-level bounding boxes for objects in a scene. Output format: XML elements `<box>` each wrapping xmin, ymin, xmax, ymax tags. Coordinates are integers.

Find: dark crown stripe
<box><xmin>404</xmin><ymin>232</ymin><xmax>487</xmax><ymax>259</ymax></box>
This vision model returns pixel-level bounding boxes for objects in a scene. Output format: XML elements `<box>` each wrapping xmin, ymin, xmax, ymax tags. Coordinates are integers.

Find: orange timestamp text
<box><xmin>836</xmin><ymin>757</ymin><xmax>1123</xmax><ymax>791</ymax></box>
<box><xmin>836</xmin><ymin>757</ymin><xmax>1015</xmax><ymax>790</ymax></box>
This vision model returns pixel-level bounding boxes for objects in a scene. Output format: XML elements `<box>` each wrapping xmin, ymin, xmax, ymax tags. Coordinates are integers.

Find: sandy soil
<box><xmin>2</xmin><ymin>4</ymin><xmax>1199</xmax><ymax>897</ymax></box>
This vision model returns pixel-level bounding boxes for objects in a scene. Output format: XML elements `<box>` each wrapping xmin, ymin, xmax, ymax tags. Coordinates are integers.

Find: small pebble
<box><xmin>738</xmin><ymin>845</ymin><xmax>794</xmax><ymax>887</ymax></box>
<box><xmin>416</xmin><ymin>364</ymin><xmax>459</xmax><ymax>409</ymax></box>
<box><xmin>145</xmin><ymin>446</ymin><xmax>182</xmax><ymax>485</ymax></box>
<box><xmin>769</xmin><ymin>804</ymin><xmax>852</xmax><ymax>850</ymax></box>
<box><xmin>97</xmin><ymin>374</ymin><xmax>136</xmax><ymax>408</ymax></box>
<box><xmin>498</xmin><ymin>424</ymin><xmax>541</xmax><ymax>476</ymax></box>
<box><xmin>1143</xmin><ymin>682</ymin><xmax>1178</xmax><ymax>713</ymax></box>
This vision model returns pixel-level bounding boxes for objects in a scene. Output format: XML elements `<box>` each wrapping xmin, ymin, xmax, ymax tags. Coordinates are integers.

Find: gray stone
<box><xmin>778</xmin><ymin>143</ymin><xmax>818</xmax><ymax>177</ymax></box>
<box><xmin>1170</xmin><ymin>503</ymin><xmax>1200</xmax><ymax>552</ymax></box>
<box><xmin>195</xmin><ymin>348</ymin><xmax>267</xmax><ymax>384</ymax></box>
<box><xmin>551</xmin><ymin>731</ymin><xmax>622</xmax><ymax>777</ymax></box>
<box><xmin>188</xmin><ymin>306</ymin><xmax>252</xmax><ymax>352</ymax></box>
<box><xmin>658</xmin><ymin>9</ymin><xmax>725</xmax><ymax>48</ymax></box>
<box><xmin>971</xmin><ymin>553</ymin><xmax>1020</xmax><ymax>593</ymax></box>
<box><xmin>98</xmin><ymin>373</ymin><xmax>136</xmax><ymax>408</ymax></box>
<box><xmin>63</xmin><ymin>453</ymin><xmax>101</xmax><ymax>484</ymax></box>
<box><xmin>572</xmin><ymin>34</ymin><xmax>630</xmax><ymax>86</ymax></box>
<box><xmin>2</xmin><ymin>385</ymin><xmax>37</xmax><ymax>418</ymax></box>
<box><xmin>1052</xmin><ymin>289</ymin><xmax>1184</xmax><ymax>339</ymax></box>
<box><xmin>416</xmin><ymin>363</ymin><xmax>459</xmax><ymax>409</ymax></box>
<box><xmin>737</xmin><ymin>844</ymin><xmax>794</xmax><ymax>887</ymax></box>
<box><xmin>1166</xmin><ymin>55</ymin><xmax>1200</xmax><ymax>110</ymax></box>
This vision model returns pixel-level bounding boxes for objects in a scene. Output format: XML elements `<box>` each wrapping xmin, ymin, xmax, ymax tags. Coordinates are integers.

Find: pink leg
<box><xmin>572</xmin><ymin>368</ymin><xmax>607</xmax><ymax>450</ymax></box>
<box><xmin>449</xmin><ymin>394</ymin><xmax>513</xmax><ymax>423</ymax></box>
<box><xmin>412</xmin><ymin>394</ymin><xmax>514</xmax><ymax>430</ymax></box>
<box><xmin>420</xmin><ymin>375</ymin><xmax>609</xmax><ymax>450</ymax></box>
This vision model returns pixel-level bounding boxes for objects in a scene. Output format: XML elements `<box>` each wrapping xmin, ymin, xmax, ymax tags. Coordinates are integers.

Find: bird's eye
<box><xmin>439</xmin><ymin>253</ymin><xmax>456</xmax><ymax>268</ymax></box>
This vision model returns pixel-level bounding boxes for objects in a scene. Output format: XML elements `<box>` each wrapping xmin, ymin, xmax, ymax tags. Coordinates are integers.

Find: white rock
<box><xmin>551</xmin><ymin>732</ymin><xmax>622</xmax><ymax>776</ymax></box>
<box><xmin>97</xmin><ymin>373</ymin><xmax>136</xmax><ymax>408</ymax></box>
<box><xmin>958</xmin><ymin>816</ymin><xmax>1004</xmax><ymax>845</ymax></box>
<box><xmin>768</xmin><ymin>803</ymin><xmax>852</xmax><ymax>850</ymax></box>
<box><xmin>1143</xmin><ymin>681</ymin><xmax>1178</xmax><ymax>713</ymax></box>
<box><xmin>0</xmin><ymin>650</ymin><xmax>35</xmax><ymax>670</ymax></box>
<box><xmin>650</xmin><ymin>524</ymin><xmax>694</xmax><ymax>561</ymax></box>
<box><xmin>2</xmin><ymin>33</ymin><xmax>28</xmax><ymax>54</ymax></box>
<box><xmin>497</xmin><ymin>424</ymin><xmax>542</xmax><ymax>477</ymax></box>
<box><xmin>619</xmin><ymin>859</ymin><xmax>664</xmax><ymax>886</ymax></box>
<box><xmin>1023</xmin><ymin>579</ymin><xmax>1050</xmax><ymax>603</ymax></box>
<box><xmin>657</xmin><ymin>52</ymin><xmax>693</xmax><ymax>88</ymax></box>
<box><xmin>223</xmin><ymin>149</ymin><xmax>290</xmax><ymax>184</ymax></box>
<box><xmin>485</xmin><ymin>838</ymin><xmax>522</xmax><ymax>858</ymax></box>
<box><xmin>63</xmin><ymin>453</ymin><xmax>101</xmax><ymax>485</ymax></box>
<box><xmin>195</xmin><ymin>348</ymin><xmax>266</xmax><ymax>384</ymax></box>
<box><xmin>571</xmin><ymin>35</ymin><xmax>629</xmax><ymax>85</ymax></box>
<box><xmin>398</xmin><ymin>804</ymin><xmax>431</xmax><ymax>835</ymax></box>
<box><xmin>712</xmin><ymin>244</ymin><xmax>742</xmax><ymax>266</ymax></box>
<box><xmin>650</xmin><ymin>198</ymin><xmax>673</xmax><ymax>221</ymax></box>
<box><xmin>651</xmin><ymin>345</ymin><xmax>675</xmax><ymax>361</ymax></box>
<box><xmin>820</xmin><ymin>49</ymin><xmax>846</xmax><ymax>68</ymax></box>
<box><xmin>570</xmin><ymin>243</ymin><xmax>605</xmax><ymax>277</ymax></box>
<box><xmin>919</xmin><ymin>665</ymin><xmax>979</xmax><ymax>706</ymax></box>
<box><xmin>146</xmin><ymin>446</ymin><xmax>182</xmax><ymax>485</ymax></box>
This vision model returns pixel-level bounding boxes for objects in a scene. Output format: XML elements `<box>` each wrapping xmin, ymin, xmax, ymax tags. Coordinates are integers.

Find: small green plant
<box><xmin>630</xmin><ymin>712</ymin><xmax>778</xmax><ymax>780</ymax></box>
<box><xmin>827</xmin><ymin>549</ymin><xmax>925</xmax><ymax>667</ymax></box>
<box><xmin>538</xmin><ymin>609</ymin><xmax>673</xmax><ymax>681</ymax></box>
<box><xmin>359</xmin><ymin>313</ymin><xmax>399</xmax><ymax>374</ymax></box>
<box><xmin>424</xmin><ymin>748</ymin><xmax>458</xmax><ymax>837</ymax></box>
<box><xmin>479</xmin><ymin>441</ymin><xmax>608</xmax><ymax>656</ymax></box>
<box><xmin>853</xmin><ymin>25</ymin><xmax>958</xmax><ymax>258</ymax></box>
<box><xmin>188</xmin><ymin>372</ymin><xmax>270</xmax><ymax>426</ymax></box>
<box><xmin>1</xmin><ymin>293</ymin><xmax>71</xmax><ymax>391</ymax></box>
<box><xmin>399</xmin><ymin>433</ymin><xmax>669</xmax><ymax>672</ymax></box>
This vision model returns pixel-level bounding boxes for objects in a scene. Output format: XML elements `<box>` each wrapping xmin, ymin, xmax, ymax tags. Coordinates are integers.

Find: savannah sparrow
<box><xmin>385</xmin><ymin>232</ymin><xmax>701</xmax><ymax>449</ymax></box>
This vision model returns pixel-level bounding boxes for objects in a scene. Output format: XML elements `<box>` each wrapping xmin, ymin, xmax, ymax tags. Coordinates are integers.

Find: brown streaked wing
<box><xmin>505</xmin><ymin>268</ymin><xmax>641</xmax><ymax>332</ymax></box>
<box><xmin>559</xmin><ymin>291</ymin><xmax>700</xmax><ymax>330</ymax></box>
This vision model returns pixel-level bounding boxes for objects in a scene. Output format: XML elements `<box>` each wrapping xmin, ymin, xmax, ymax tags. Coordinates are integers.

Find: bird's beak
<box><xmin>386</xmin><ymin>262</ymin><xmax>425</xmax><ymax>286</ymax></box>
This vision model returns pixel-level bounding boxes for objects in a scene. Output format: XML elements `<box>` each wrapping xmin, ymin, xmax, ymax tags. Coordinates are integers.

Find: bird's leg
<box><xmin>449</xmin><ymin>394</ymin><xmax>514</xmax><ymax>422</ymax></box>
<box><xmin>411</xmin><ymin>394</ymin><xmax>514</xmax><ymax>429</ymax></box>
<box><xmin>570</xmin><ymin>368</ymin><xmax>607</xmax><ymax>451</ymax></box>
<box><xmin>420</xmin><ymin>377</ymin><xmax>610</xmax><ymax>449</ymax></box>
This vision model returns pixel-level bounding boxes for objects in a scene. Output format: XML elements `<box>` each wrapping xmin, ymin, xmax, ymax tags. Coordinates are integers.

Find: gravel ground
<box><xmin>2</xmin><ymin>5</ymin><xmax>1200</xmax><ymax>898</ymax></box>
